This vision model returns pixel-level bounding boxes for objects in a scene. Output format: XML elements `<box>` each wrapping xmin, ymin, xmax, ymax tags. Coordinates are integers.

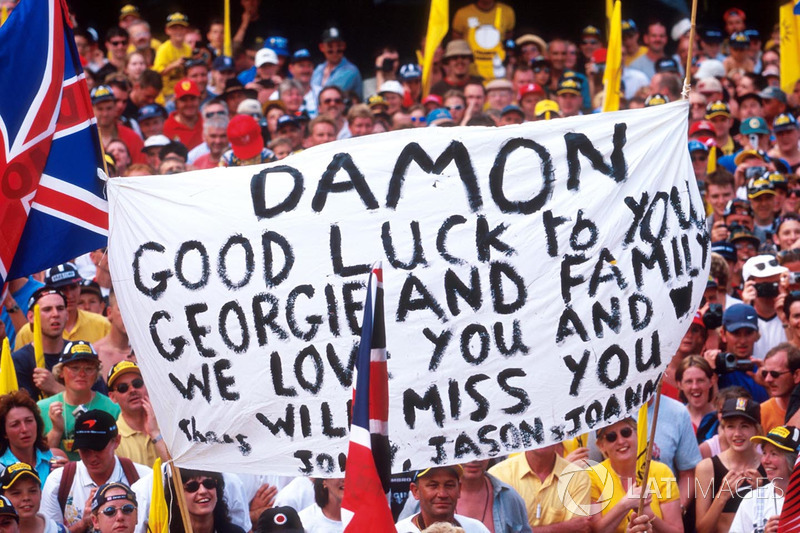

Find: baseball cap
<box><xmin>256</xmin><ymin>507</ymin><xmax>304</xmax><ymax>533</ymax></box>
<box><xmin>413</xmin><ymin>465</ymin><xmax>464</xmax><ymax>482</ymax></box>
<box><xmin>723</xmin><ymin>7</ymin><xmax>745</xmax><ymax>21</ymax></box>
<box><xmin>744</xmin><ymin>28</ymin><xmax>760</xmax><ymax>40</ymax></box>
<box><xmin>751</xmin><ymin>426</ymin><xmax>800</xmax><ymax>452</ymax></box>
<box><xmin>237</xmin><ymin>98</ymin><xmax>263</xmax><ymax>117</ymax></box>
<box><xmin>59</xmin><ymin>340</ymin><xmax>99</xmax><ymax>365</ymax></box>
<box><xmin>556</xmin><ymin>78</ymin><xmax>582</xmax><ymax>96</ymax></box>
<box><xmin>743</xmin><ymin>254</ymin><xmax>787</xmax><ymax>280</ymax></box>
<box><xmin>729</xmin><ymin>32</ymin><xmax>750</xmax><ymax>49</ymax></box>
<box><xmin>689</xmin><ymin>120</ymin><xmax>715</xmax><ymax>136</ymax></box>
<box><xmin>724</xmin><ymin>198</ymin><xmax>754</xmax><ymax>217</ymax></box>
<box><xmin>696</xmin><ymin>78</ymin><xmax>723</xmax><ymax>95</ymax></box>
<box><xmin>227</xmin><ymin>115</ymin><xmax>263</xmax><ymax>160</ymax></box>
<box><xmin>398</xmin><ymin>64</ymin><xmax>422</xmax><ymax>81</ymax></box>
<box><xmin>695</xmin><ymin>60</ymin><xmax>726</xmax><ymax>79</ymax></box>
<box><xmin>90</xmin><ymin>85</ymin><xmax>115</xmax><ymax>106</ymax></box>
<box><xmin>720</xmin><ymin>397</ymin><xmax>760</xmax><ymax>423</ymax></box>
<box><xmin>107</xmin><ymin>360</ymin><xmax>141</xmax><ymax>390</ymax></box>
<box><xmin>265</xmin><ymin>36</ymin><xmax>289</xmax><ymax>57</ymax></box>
<box><xmin>45</xmin><ymin>263</ymin><xmax>82</xmax><ymax>287</ymax></box>
<box><xmin>759</xmin><ymin>87</ymin><xmax>787</xmax><ymax>104</ymax></box>
<box><xmin>736</xmin><ymin>149</ymin><xmax>770</xmax><ymax>167</ymax></box>
<box><xmin>422</xmin><ymin>94</ymin><xmax>443</xmax><ymax>107</ymax></box>
<box><xmin>762</xmin><ymin>65</ymin><xmax>780</xmax><ymax>79</ymax></box>
<box><xmin>501</xmin><ymin>105</ymin><xmax>524</xmax><ymax>118</ymax></box>
<box><xmin>769</xmin><ymin>172</ymin><xmax>788</xmax><ymax>191</ymax></box>
<box><xmin>747</xmin><ymin>174</ymin><xmax>776</xmax><ymax>199</ymax></box>
<box><xmin>645</xmin><ymin>93</ymin><xmax>669</xmax><ymax>107</ymax></box>
<box><xmin>119</xmin><ymin>4</ymin><xmax>140</xmax><ymax>21</ymax></box>
<box><xmin>73</xmin><ymin>410</ymin><xmax>119</xmax><ymax>451</ymax></box>
<box><xmin>91</xmin><ymin>483</ymin><xmax>137</xmax><ymax>513</ymax></box>
<box><xmin>0</xmin><ymin>463</ymin><xmax>40</xmax><ymax>490</ymax></box>
<box><xmin>518</xmin><ymin>83</ymin><xmax>545</xmax><ymax>100</ymax></box>
<box><xmin>165</xmin><ymin>12</ymin><xmax>189</xmax><ymax>28</ymax></box>
<box><xmin>174</xmin><ymin>79</ymin><xmax>200</xmax><ymax>99</ymax></box>
<box><xmin>722</xmin><ymin>304</ymin><xmax>759</xmax><ymax>332</ymax></box>
<box><xmin>774</xmin><ymin>113</ymin><xmax>799</xmax><ymax>132</ymax></box>
<box><xmin>655</xmin><ymin>58</ymin><xmax>679</xmax><ymax>73</ymax></box>
<box><xmin>739</xmin><ymin>116</ymin><xmax>769</xmax><ymax>136</ymax></box>
<box><xmin>711</xmin><ymin>241</ymin><xmax>736</xmax><ymax>262</ymax></box>
<box><xmin>378</xmin><ymin>80</ymin><xmax>404</xmax><ymax>96</ymax></box>
<box><xmin>426</xmin><ymin>108</ymin><xmax>452</xmax><ymax>126</ymax></box>
<box><xmin>276</xmin><ymin>114</ymin><xmax>300</xmax><ymax>130</ymax></box>
<box><xmin>256</xmin><ymin>48</ymin><xmax>279</xmax><ymax>68</ymax></box>
<box><xmin>142</xmin><ymin>134</ymin><xmax>171</xmax><ymax>152</ymax></box>
<box><xmin>700</xmin><ymin>27</ymin><xmax>724</xmax><ymax>43</ymax></box>
<box><xmin>443</xmin><ymin>40</ymin><xmax>472</xmax><ymax>59</ymax></box>
<box><xmin>485</xmin><ymin>78</ymin><xmax>513</xmax><ymax>92</ymax></box>
<box><xmin>212</xmin><ymin>55</ymin><xmax>235</xmax><ymax>72</ymax></box>
<box><xmin>515</xmin><ymin>34</ymin><xmax>547</xmax><ymax>53</ymax></box>
<box><xmin>705</xmin><ymin>100</ymin><xmax>731</xmax><ymax>119</ymax></box>
<box><xmin>27</xmin><ymin>287</ymin><xmax>66</xmax><ymax>311</ymax></box>
<box><xmin>137</xmin><ymin>103</ymin><xmax>167</xmax><ymax>122</ymax></box>
<box><xmin>535</xmin><ymin>99</ymin><xmax>561</xmax><ymax>120</ymax></box>
<box><xmin>321</xmin><ymin>26</ymin><xmax>343</xmax><ymax>43</ymax></box>
<box><xmin>367</xmin><ymin>94</ymin><xmax>387</xmax><ymax>110</ymax></box>
<box><xmin>692</xmin><ymin>311</ymin><xmax>706</xmax><ymax>330</ymax></box>
<box><xmin>729</xmin><ymin>226</ymin><xmax>759</xmax><ymax>249</ymax></box>
<box><xmin>671</xmin><ymin>18</ymin><xmax>691</xmax><ymax>40</ymax></box>
<box><xmin>0</xmin><ymin>497</ymin><xmax>17</xmax><ymax>522</ymax></box>
<box><xmin>621</xmin><ymin>19</ymin><xmax>638</xmax><ymax>34</ymax></box>
<box><xmin>688</xmin><ymin>140</ymin><xmax>708</xmax><ymax>153</ymax></box>
<box><xmin>289</xmin><ymin>49</ymin><xmax>312</xmax><ymax>64</ymax></box>
<box><xmin>582</xmin><ymin>25</ymin><xmax>601</xmax><ymax>37</ymax></box>
<box><xmin>79</xmin><ymin>279</ymin><xmax>102</xmax><ymax>298</ymax></box>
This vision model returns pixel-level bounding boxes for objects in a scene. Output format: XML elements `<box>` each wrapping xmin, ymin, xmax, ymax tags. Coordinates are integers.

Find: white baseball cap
<box><xmin>742</xmin><ymin>255</ymin><xmax>787</xmax><ymax>281</ymax></box>
<box><xmin>256</xmin><ymin>48</ymin><xmax>279</xmax><ymax>68</ymax></box>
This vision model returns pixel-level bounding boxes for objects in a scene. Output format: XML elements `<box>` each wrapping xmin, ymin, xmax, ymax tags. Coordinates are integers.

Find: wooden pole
<box><xmin>170</xmin><ymin>463</ymin><xmax>195</xmax><ymax>533</ymax></box>
<box><xmin>637</xmin><ymin>377</ymin><xmax>664</xmax><ymax>516</ymax></box>
<box><xmin>681</xmin><ymin>0</ymin><xmax>700</xmax><ymax>99</ymax></box>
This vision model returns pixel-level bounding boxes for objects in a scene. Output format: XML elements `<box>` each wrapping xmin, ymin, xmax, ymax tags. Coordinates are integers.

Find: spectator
<box><xmin>136</xmin><ymin>104</ymin><xmax>167</xmax><ymax>140</ymax></box>
<box><xmin>311</xmin><ymin>27</ymin><xmax>362</xmax><ymax>101</ymax></box>
<box><xmin>127</xmin><ymin>70</ymin><xmax>162</xmax><ymax>113</ymax></box>
<box><xmin>451</xmin><ymin>0</ymin><xmax>514</xmax><ymax>80</ymax></box>
<box><xmin>91</xmin><ymin>86</ymin><xmax>144</xmax><ymax>165</ymax></box>
<box><xmin>275</xmin><ymin>115</ymin><xmax>304</xmax><ymax>152</ymax></box>
<box><xmin>769</xmin><ymin>113</ymin><xmax>800</xmax><ymax>173</ymax></box>
<box><xmin>431</xmin><ymin>41</ymin><xmax>481</xmax><ymax>97</ymax></box>
<box><xmin>104</xmin><ymin>27</ymin><xmax>129</xmax><ymax>73</ymax></box>
<box><xmin>163</xmin><ymin>79</ymin><xmax>204</xmax><ymax>149</ymax></box>
<box><xmin>0</xmin><ymin>496</ymin><xmax>18</xmax><ymax>533</ymax></box>
<box><xmin>304</xmin><ymin>116</ymin><xmax>337</xmax><ymax>148</ymax></box>
<box><xmin>166</xmin><ymin>470</ymin><xmax>245</xmax><ymax>533</ymax></box>
<box><xmin>220</xmin><ymin>115</ymin><xmax>275</xmax><ymax>167</ymax></box>
<box><xmin>191</xmin><ymin>115</ymin><xmax>230</xmax><ymax>169</ymax></box>
<box><xmin>346</xmin><ymin>104</ymin><xmax>375</xmax><ymax>138</ymax></box>
<box><xmin>317</xmin><ymin>86</ymin><xmax>348</xmax><ymax>139</ymax></box>
<box><xmin>0</xmin><ymin>393</ymin><xmax>54</xmax><ymax>485</ymax></box>
<box><xmin>759</xmin><ymin>343</ymin><xmax>800</xmax><ymax>432</ymax></box>
<box><xmin>89</xmin><ymin>483</ymin><xmax>137</xmax><ymax>533</ymax></box>
<box><xmin>484</xmin><ymin>79</ymin><xmax>513</xmax><ymax>112</ymax></box>
<box><xmin>152</xmin><ymin>12</ymin><xmax>192</xmax><ymax>101</ymax></box>
<box><xmin>676</xmin><ymin>355</ymin><xmax>718</xmax><ymax>443</ymax></box>
<box><xmin>0</xmin><ymin>462</ymin><xmax>65</xmax><ymax>533</ymax></box>
<box><xmin>77</xmin><ymin>281</ymin><xmax>104</xmax><ymax>316</ymax></box>
<box><xmin>555</xmin><ymin>78</ymin><xmax>583</xmax><ymax>118</ymax></box>
<box><xmin>628</xmin><ymin>20</ymin><xmax>668</xmax><ymax>80</ymax></box>
<box><xmin>209</xmin><ymin>57</ymin><xmax>237</xmax><ymax>99</ymax></box>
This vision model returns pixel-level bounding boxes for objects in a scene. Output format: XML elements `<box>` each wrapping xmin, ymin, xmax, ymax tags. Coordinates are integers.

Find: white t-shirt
<box><xmin>729</xmin><ymin>482</ymin><xmax>784</xmax><ymax>532</ymax></box>
<box><xmin>753</xmin><ymin>312</ymin><xmax>787</xmax><ymax>360</ymax></box>
<box><xmin>395</xmin><ymin>514</ymin><xmax>491</xmax><ymax>533</ymax></box>
<box><xmin>237</xmin><ymin>473</ymin><xmax>294</xmax><ymax>505</ymax></box>
<box><xmin>41</xmin><ymin>459</ymin><xmax>152</xmax><ymax>527</ymax></box>
<box><xmin>297</xmin><ymin>504</ymin><xmax>343</xmax><ymax>532</ymax></box>
<box><xmin>274</xmin><ymin>476</ymin><xmax>315</xmax><ymax>511</ymax></box>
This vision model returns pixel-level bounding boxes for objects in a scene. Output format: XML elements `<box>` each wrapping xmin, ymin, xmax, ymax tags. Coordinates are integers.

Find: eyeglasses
<box><xmin>788</xmin><ymin>189</ymin><xmax>800</xmax><ymax>198</ymax></box>
<box><xmin>204</xmin><ymin>110</ymin><xmax>228</xmax><ymax>119</ymax></box>
<box><xmin>582</xmin><ymin>39</ymin><xmax>600</xmax><ymax>46</ymax></box>
<box><xmin>761</xmin><ymin>369</ymin><xmax>792</xmax><ymax>379</ymax></box>
<box><xmin>602</xmin><ymin>426</ymin><xmax>633</xmax><ymax>442</ymax></box>
<box><xmin>65</xmin><ymin>364</ymin><xmax>98</xmax><ymax>375</ymax></box>
<box><xmin>410</xmin><ymin>116</ymin><xmax>426</xmax><ymax>123</ymax></box>
<box><xmin>691</xmin><ymin>154</ymin><xmax>708</xmax><ymax>162</ymax></box>
<box><xmin>446</xmin><ymin>105</ymin><xmax>464</xmax><ymax>111</ymax></box>
<box><xmin>184</xmin><ymin>478</ymin><xmax>217</xmax><ymax>493</ymax></box>
<box><xmin>533</xmin><ymin>66</ymin><xmax>550</xmax><ymax>74</ymax></box>
<box><xmin>115</xmin><ymin>378</ymin><xmax>144</xmax><ymax>394</ymax></box>
<box><xmin>108</xmin><ymin>40</ymin><xmax>127</xmax><ymax>47</ymax></box>
<box><xmin>322</xmin><ymin>98</ymin><xmax>343</xmax><ymax>105</ymax></box>
<box><xmin>100</xmin><ymin>504</ymin><xmax>136</xmax><ymax>517</ymax></box>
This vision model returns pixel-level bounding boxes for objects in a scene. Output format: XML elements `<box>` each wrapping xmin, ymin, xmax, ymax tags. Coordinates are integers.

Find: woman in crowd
<box><xmin>169</xmin><ymin>469</ymin><xmax>244</xmax><ymax>533</ymax></box>
<box><xmin>676</xmin><ymin>356</ymin><xmax>717</xmax><ymax>443</ymax></box>
<box><xmin>124</xmin><ymin>52</ymin><xmax>147</xmax><ymax>85</ymax></box>
<box><xmin>297</xmin><ymin>478</ymin><xmax>344</xmax><ymax>532</ymax></box>
<box><xmin>587</xmin><ymin>418</ymin><xmax>682</xmax><ymax>533</ymax></box>
<box><xmin>105</xmin><ymin>140</ymin><xmax>132</xmax><ymax>176</ymax></box>
<box><xmin>695</xmin><ymin>397</ymin><xmax>764</xmax><ymax>533</ymax></box>
<box><xmin>783</xmin><ymin>290</ymin><xmax>800</xmax><ymax>348</ymax></box>
<box><xmin>0</xmin><ymin>392</ymin><xmax>53</xmax><ymax>486</ymax></box>
<box><xmin>442</xmin><ymin>90</ymin><xmax>467</xmax><ymax>126</ymax></box>
<box><xmin>0</xmin><ymin>462</ymin><xmax>65</xmax><ymax>533</ymax></box>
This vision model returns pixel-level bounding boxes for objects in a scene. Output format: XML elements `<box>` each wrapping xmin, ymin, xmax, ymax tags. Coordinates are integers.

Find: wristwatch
<box><xmin>5</xmin><ymin>305</ymin><xmax>20</xmax><ymax>314</ymax></box>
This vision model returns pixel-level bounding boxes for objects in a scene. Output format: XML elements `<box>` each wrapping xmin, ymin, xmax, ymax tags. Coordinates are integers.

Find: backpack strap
<box><xmin>57</xmin><ymin>461</ymin><xmax>77</xmax><ymax>516</ymax></box>
<box><xmin>119</xmin><ymin>457</ymin><xmax>140</xmax><ymax>485</ymax></box>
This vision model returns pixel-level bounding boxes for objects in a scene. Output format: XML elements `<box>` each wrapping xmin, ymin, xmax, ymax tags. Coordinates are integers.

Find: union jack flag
<box><xmin>0</xmin><ymin>0</ymin><xmax>108</xmax><ymax>286</ymax></box>
<box><xmin>341</xmin><ymin>263</ymin><xmax>396</xmax><ymax>532</ymax></box>
<box><xmin>780</xmin><ymin>453</ymin><xmax>800</xmax><ymax>532</ymax></box>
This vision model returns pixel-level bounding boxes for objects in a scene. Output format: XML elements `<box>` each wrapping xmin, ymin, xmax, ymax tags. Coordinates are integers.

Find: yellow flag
<box><xmin>0</xmin><ymin>338</ymin><xmax>19</xmax><ymax>395</ymax></box>
<box><xmin>33</xmin><ymin>305</ymin><xmax>45</xmax><ymax>369</ymax></box>
<box><xmin>707</xmin><ymin>145</ymin><xmax>718</xmax><ymax>174</ymax></box>
<box><xmin>602</xmin><ymin>0</ymin><xmax>622</xmax><ymax>112</ymax></box>
<box><xmin>148</xmin><ymin>459</ymin><xmax>169</xmax><ymax>533</ymax></box>
<box><xmin>636</xmin><ymin>402</ymin><xmax>648</xmax><ymax>484</ymax></box>
<box><xmin>223</xmin><ymin>0</ymin><xmax>232</xmax><ymax>57</ymax></box>
<box><xmin>1</xmin><ymin>6</ymin><xmax>8</xmax><ymax>26</ymax></box>
<box><xmin>780</xmin><ymin>1</ymin><xmax>800</xmax><ymax>95</ymax></box>
<box><xmin>605</xmin><ymin>0</ymin><xmax>613</xmax><ymax>40</ymax></box>
<box><xmin>421</xmin><ymin>0</ymin><xmax>448</xmax><ymax>98</ymax></box>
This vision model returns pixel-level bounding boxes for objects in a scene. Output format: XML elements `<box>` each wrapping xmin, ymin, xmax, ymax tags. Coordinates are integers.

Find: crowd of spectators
<box><xmin>1</xmin><ymin>0</ymin><xmax>800</xmax><ymax>531</ymax></box>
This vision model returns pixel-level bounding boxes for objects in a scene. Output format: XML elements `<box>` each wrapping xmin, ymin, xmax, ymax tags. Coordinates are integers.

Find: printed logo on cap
<box><xmin>274</xmin><ymin>513</ymin><xmax>287</xmax><ymax>525</ymax></box>
<box><xmin>736</xmin><ymin>397</ymin><xmax>747</xmax><ymax>411</ymax></box>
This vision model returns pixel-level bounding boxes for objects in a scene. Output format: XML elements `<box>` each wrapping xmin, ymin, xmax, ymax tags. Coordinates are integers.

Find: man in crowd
<box><xmin>431</xmin><ymin>40</ymin><xmax>481</xmax><ymax>97</ymax></box>
<box><xmin>770</xmin><ymin>113</ymin><xmax>800</xmax><ymax>172</ymax></box>
<box><xmin>555</xmin><ymin>78</ymin><xmax>583</xmax><ymax>118</ymax></box>
<box><xmin>163</xmin><ymin>79</ymin><xmax>203</xmax><ymax>150</ymax></box>
<box><xmin>191</xmin><ymin>115</ymin><xmax>230</xmax><ymax>169</ymax></box>
<box><xmin>317</xmin><ymin>86</ymin><xmax>348</xmax><ymax>138</ymax></box>
<box><xmin>628</xmin><ymin>20</ymin><xmax>668</xmax><ymax>79</ymax></box>
<box><xmin>760</xmin><ymin>87</ymin><xmax>787</xmax><ymax>126</ymax></box>
<box><xmin>742</xmin><ymin>255</ymin><xmax>787</xmax><ymax>361</ymax></box>
<box><xmin>760</xmin><ymin>343</ymin><xmax>800</xmax><ymax>432</ymax></box>
<box><xmin>311</xmin><ymin>27</ymin><xmax>362</xmax><ymax>101</ymax></box>
<box><xmin>706</xmin><ymin>101</ymin><xmax>737</xmax><ymax>155</ymax></box>
<box><xmin>104</xmin><ymin>27</ymin><xmax>129</xmax><ymax>73</ymax></box>
<box><xmin>90</xmin><ymin>483</ymin><xmax>138</xmax><ymax>533</ymax></box>
<box><xmin>287</xmin><ymin>49</ymin><xmax>316</xmax><ymax>117</ymax></box>
<box><xmin>107</xmin><ymin>361</ymin><xmax>168</xmax><ymax>466</ymax></box>
<box><xmin>136</xmin><ymin>104</ymin><xmax>167</xmax><ymax>140</ymax></box>
<box><xmin>208</xmin><ymin>56</ymin><xmax>237</xmax><ymax>99</ymax></box>
<box><xmin>305</xmin><ymin>116</ymin><xmax>337</xmax><ymax>148</ymax></box>
<box><xmin>14</xmin><ymin>264</ymin><xmax>109</xmax><ymax>348</ymax></box>
<box><xmin>91</xmin><ymin>86</ymin><xmax>144</xmax><ymax>165</ymax></box>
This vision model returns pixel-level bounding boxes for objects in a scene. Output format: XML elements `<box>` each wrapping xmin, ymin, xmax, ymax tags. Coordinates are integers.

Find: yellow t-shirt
<box><xmin>488</xmin><ymin>453</ymin><xmax>591</xmax><ymax>528</ymax></box>
<box><xmin>116</xmin><ymin>415</ymin><xmax>159</xmax><ymax>468</ymax></box>
<box><xmin>588</xmin><ymin>460</ymin><xmax>679</xmax><ymax>533</ymax></box>
<box><xmin>15</xmin><ymin>309</ymin><xmax>110</xmax><ymax>347</ymax></box>
<box><xmin>452</xmin><ymin>2</ymin><xmax>516</xmax><ymax>79</ymax></box>
<box><xmin>624</xmin><ymin>46</ymin><xmax>648</xmax><ymax>67</ymax></box>
<box><xmin>452</xmin><ymin>2</ymin><xmax>515</xmax><ymax>37</ymax></box>
<box><xmin>153</xmin><ymin>40</ymin><xmax>191</xmax><ymax>98</ymax></box>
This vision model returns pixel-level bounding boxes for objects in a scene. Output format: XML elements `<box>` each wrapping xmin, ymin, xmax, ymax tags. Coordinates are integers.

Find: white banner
<box><xmin>108</xmin><ymin>101</ymin><xmax>708</xmax><ymax>476</ymax></box>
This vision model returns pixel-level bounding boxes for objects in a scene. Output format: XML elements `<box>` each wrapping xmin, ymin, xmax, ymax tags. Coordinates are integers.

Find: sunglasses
<box><xmin>410</xmin><ymin>116</ymin><xmax>426</xmax><ymax>123</ymax></box>
<box><xmin>184</xmin><ymin>478</ymin><xmax>217</xmax><ymax>493</ymax></box>
<box><xmin>789</xmin><ymin>189</ymin><xmax>800</xmax><ymax>198</ymax></box>
<box><xmin>761</xmin><ymin>369</ymin><xmax>791</xmax><ymax>379</ymax></box>
<box><xmin>446</xmin><ymin>105</ymin><xmax>464</xmax><ymax>111</ymax></box>
<box><xmin>323</xmin><ymin>98</ymin><xmax>343</xmax><ymax>105</ymax></box>
<box><xmin>533</xmin><ymin>66</ymin><xmax>550</xmax><ymax>74</ymax></box>
<box><xmin>602</xmin><ymin>426</ymin><xmax>633</xmax><ymax>442</ymax></box>
<box><xmin>101</xmin><ymin>504</ymin><xmax>136</xmax><ymax>517</ymax></box>
<box><xmin>582</xmin><ymin>39</ymin><xmax>600</xmax><ymax>46</ymax></box>
<box><xmin>115</xmin><ymin>378</ymin><xmax>144</xmax><ymax>394</ymax></box>
<box><xmin>204</xmin><ymin>110</ymin><xmax>228</xmax><ymax>119</ymax></box>
<box><xmin>109</xmin><ymin>40</ymin><xmax>127</xmax><ymax>47</ymax></box>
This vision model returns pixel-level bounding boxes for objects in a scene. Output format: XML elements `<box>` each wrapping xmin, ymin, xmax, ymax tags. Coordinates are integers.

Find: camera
<box><xmin>381</xmin><ymin>58</ymin><xmax>395</xmax><ymax>73</ymax></box>
<box><xmin>754</xmin><ymin>281</ymin><xmax>779</xmax><ymax>298</ymax></box>
<box><xmin>714</xmin><ymin>352</ymin><xmax>753</xmax><ymax>374</ymax></box>
<box><xmin>702</xmin><ymin>303</ymin><xmax>723</xmax><ymax>330</ymax></box>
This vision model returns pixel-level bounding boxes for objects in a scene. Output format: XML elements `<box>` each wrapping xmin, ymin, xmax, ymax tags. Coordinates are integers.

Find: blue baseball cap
<box><xmin>739</xmin><ymin>116</ymin><xmax>769</xmax><ymax>136</ymax></box>
<box><xmin>276</xmin><ymin>114</ymin><xmax>300</xmax><ymax>130</ymax></box>
<box><xmin>688</xmin><ymin>140</ymin><xmax>708</xmax><ymax>153</ymax></box>
<box><xmin>290</xmin><ymin>48</ymin><xmax>312</xmax><ymax>64</ymax></box>
<box><xmin>398</xmin><ymin>63</ymin><xmax>422</xmax><ymax>81</ymax></box>
<box><xmin>90</xmin><ymin>85</ymin><xmax>115</xmax><ymax>105</ymax></box>
<box><xmin>137</xmin><ymin>103</ymin><xmax>167</xmax><ymax>122</ymax></box>
<box><xmin>266</xmin><ymin>36</ymin><xmax>289</xmax><ymax>57</ymax></box>
<box><xmin>711</xmin><ymin>241</ymin><xmax>736</xmax><ymax>262</ymax></box>
<box><xmin>700</xmin><ymin>28</ymin><xmax>724</xmax><ymax>43</ymax></box>
<box><xmin>426</xmin><ymin>108</ymin><xmax>452</xmax><ymax>126</ymax></box>
<box><xmin>723</xmin><ymin>303</ymin><xmax>759</xmax><ymax>332</ymax></box>
<box><xmin>212</xmin><ymin>55</ymin><xmax>235</xmax><ymax>72</ymax></box>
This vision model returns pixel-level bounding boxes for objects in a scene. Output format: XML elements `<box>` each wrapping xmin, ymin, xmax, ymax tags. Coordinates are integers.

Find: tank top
<box><xmin>710</xmin><ymin>455</ymin><xmax>767</xmax><ymax>513</ymax></box>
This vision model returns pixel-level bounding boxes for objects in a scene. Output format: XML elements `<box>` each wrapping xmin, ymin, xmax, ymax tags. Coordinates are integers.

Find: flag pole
<box><xmin>681</xmin><ymin>0</ymin><xmax>699</xmax><ymax>99</ymax></box>
<box><xmin>637</xmin><ymin>376</ymin><xmax>664</xmax><ymax>516</ymax></box>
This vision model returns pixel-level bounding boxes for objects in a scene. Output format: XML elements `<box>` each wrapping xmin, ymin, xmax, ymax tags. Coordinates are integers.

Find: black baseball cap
<box><xmin>59</xmin><ymin>340</ymin><xmax>99</xmax><ymax>365</ymax></box>
<box><xmin>256</xmin><ymin>507</ymin><xmax>304</xmax><ymax>532</ymax></box>
<box><xmin>0</xmin><ymin>496</ymin><xmax>18</xmax><ymax>522</ymax></box>
<box><xmin>91</xmin><ymin>482</ymin><xmax>137</xmax><ymax>512</ymax></box>
<box><xmin>44</xmin><ymin>263</ymin><xmax>82</xmax><ymax>288</ymax></box>
<box><xmin>720</xmin><ymin>397</ymin><xmax>760</xmax><ymax>424</ymax></box>
<box><xmin>0</xmin><ymin>463</ymin><xmax>40</xmax><ymax>490</ymax></box>
<box><xmin>751</xmin><ymin>425</ymin><xmax>800</xmax><ymax>452</ymax></box>
<box><xmin>74</xmin><ymin>410</ymin><xmax>118</xmax><ymax>451</ymax></box>
<box><xmin>27</xmin><ymin>287</ymin><xmax>66</xmax><ymax>310</ymax></box>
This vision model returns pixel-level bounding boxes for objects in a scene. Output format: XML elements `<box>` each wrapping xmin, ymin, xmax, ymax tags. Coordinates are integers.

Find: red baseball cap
<box><xmin>591</xmin><ymin>48</ymin><xmax>607</xmax><ymax>64</ymax></box>
<box><xmin>689</xmin><ymin>120</ymin><xmax>715</xmax><ymax>137</ymax></box>
<box><xmin>422</xmin><ymin>94</ymin><xmax>443</xmax><ymax>106</ymax></box>
<box><xmin>227</xmin><ymin>114</ymin><xmax>263</xmax><ymax>160</ymax></box>
<box><xmin>518</xmin><ymin>83</ymin><xmax>545</xmax><ymax>100</ymax></box>
<box><xmin>174</xmin><ymin>79</ymin><xmax>200</xmax><ymax>99</ymax></box>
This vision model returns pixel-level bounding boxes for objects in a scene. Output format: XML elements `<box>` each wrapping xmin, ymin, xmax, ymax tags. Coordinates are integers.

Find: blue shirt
<box><xmin>638</xmin><ymin>395</ymin><xmax>703</xmax><ymax>475</ymax></box>
<box><xmin>1</xmin><ymin>277</ymin><xmax>44</xmax><ymax>349</ymax></box>
<box><xmin>311</xmin><ymin>57</ymin><xmax>363</xmax><ymax>100</ymax></box>
<box><xmin>0</xmin><ymin>447</ymin><xmax>53</xmax><ymax>487</ymax></box>
<box><xmin>719</xmin><ymin>370</ymin><xmax>769</xmax><ymax>403</ymax></box>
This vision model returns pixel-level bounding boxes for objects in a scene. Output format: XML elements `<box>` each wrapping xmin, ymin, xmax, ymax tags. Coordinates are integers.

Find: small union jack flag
<box><xmin>341</xmin><ymin>262</ymin><xmax>395</xmax><ymax>532</ymax></box>
<box><xmin>0</xmin><ymin>0</ymin><xmax>108</xmax><ymax>286</ymax></box>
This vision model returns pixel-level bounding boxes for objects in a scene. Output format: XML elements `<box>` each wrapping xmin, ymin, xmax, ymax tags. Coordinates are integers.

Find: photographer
<box><xmin>741</xmin><ymin>255</ymin><xmax>788</xmax><ymax>360</ymax></box>
<box><xmin>704</xmin><ymin>304</ymin><xmax>768</xmax><ymax>403</ymax></box>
